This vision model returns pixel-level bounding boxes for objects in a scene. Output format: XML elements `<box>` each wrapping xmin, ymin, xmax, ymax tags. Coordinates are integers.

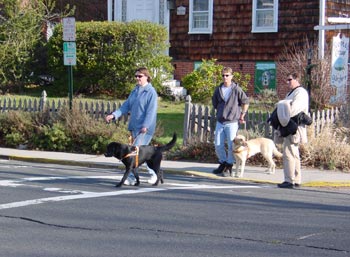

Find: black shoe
<box><xmin>224</xmin><ymin>163</ymin><xmax>233</xmax><ymax>177</ymax></box>
<box><xmin>213</xmin><ymin>162</ymin><xmax>227</xmax><ymax>174</ymax></box>
<box><xmin>294</xmin><ymin>183</ymin><xmax>301</xmax><ymax>188</ymax></box>
<box><xmin>277</xmin><ymin>181</ymin><xmax>294</xmax><ymax>188</ymax></box>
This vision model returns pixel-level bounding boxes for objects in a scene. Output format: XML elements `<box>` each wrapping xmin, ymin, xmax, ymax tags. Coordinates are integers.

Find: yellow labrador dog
<box><xmin>233</xmin><ymin>135</ymin><xmax>283</xmax><ymax>178</ymax></box>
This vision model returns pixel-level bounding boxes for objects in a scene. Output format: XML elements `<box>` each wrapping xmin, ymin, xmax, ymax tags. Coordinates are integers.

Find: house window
<box><xmin>189</xmin><ymin>0</ymin><xmax>213</xmax><ymax>34</ymax></box>
<box><xmin>252</xmin><ymin>0</ymin><xmax>278</xmax><ymax>33</ymax></box>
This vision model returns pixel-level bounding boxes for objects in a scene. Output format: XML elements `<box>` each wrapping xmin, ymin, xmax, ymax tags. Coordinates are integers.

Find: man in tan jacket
<box><xmin>277</xmin><ymin>72</ymin><xmax>309</xmax><ymax>189</ymax></box>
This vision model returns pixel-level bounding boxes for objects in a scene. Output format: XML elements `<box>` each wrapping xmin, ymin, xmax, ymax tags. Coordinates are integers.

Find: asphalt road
<box><xmin>0</xmin><ymin>160</ymin><xmax>349</xmax><ymax>257</ymax></box>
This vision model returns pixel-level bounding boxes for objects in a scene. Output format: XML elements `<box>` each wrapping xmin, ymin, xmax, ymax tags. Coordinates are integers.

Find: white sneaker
<box><xmin>147</xmin><ymin>174</ymin><xmax>158</xmax><ymax>184</ymax></box>
<box><xmin>124</xmin><ymin>177</ymin><xmax>136</xmax><ymax>186</ymax></box>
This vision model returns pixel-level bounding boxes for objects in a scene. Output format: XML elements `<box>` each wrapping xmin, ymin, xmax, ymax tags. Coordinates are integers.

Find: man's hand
<box><xmin>239</xmin><ymin>113</ymin><xmax>246</xmax><ymax>124</ymax></box>
<box><xmin>105</xmin><ymin>114</ymin><xmax>114</xmax><ymax>123</ymax></box>
<box><xmin>140</xmin><ymin>127</ymin><xmax>148</xmax><ymax>133</ymax></box>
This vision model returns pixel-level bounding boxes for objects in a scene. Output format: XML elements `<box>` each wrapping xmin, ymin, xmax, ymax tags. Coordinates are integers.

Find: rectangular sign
<box><xmin>330</xmin><ymin>33</ymin><xmax>349</xmax><ymax>103</ymax></box>
<box><xmin>63</xmin><ymin>17</ymin><xmax>76</xmax><ymax>41</ymax></box>
<box><xmin>254</xmin><ymin>62</ymin><xmax>276</xmax><ymax>93</ymax></box>
<box><xmin>63</xmin><ymin>42</ymin><xmax>76</xmax><ymax>66</ymax></box>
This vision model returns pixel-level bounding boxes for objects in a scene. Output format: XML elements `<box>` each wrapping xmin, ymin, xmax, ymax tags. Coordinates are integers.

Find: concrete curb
<box><xmin>172</xmin><ymin>170</ymin><xmax>350</xmax><ymax>187</ymax></box>
<box><xmin>0</xmin><ymin>155</ymin><xmax>122</xmax><ymax>170</ymax></box>
<box><xmin>1</xmin><ymin>154</ymin><xmax>350</xmax><ymax>188</ymax></box>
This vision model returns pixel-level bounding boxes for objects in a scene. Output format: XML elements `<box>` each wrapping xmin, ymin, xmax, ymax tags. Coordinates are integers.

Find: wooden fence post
<box><xmin>210</xmin><ymin>107</ymin><xmax>216</xmax><ymax>140</ymax></box>
<box><xmin>40</xmin><ymin>90</ymin><xmax>47</xmax><ymax>111</ymax></box>
<box><xmin>183</xmin><ymin>95</ymin><xmax>192</xmax><ymax>146</ymax></box>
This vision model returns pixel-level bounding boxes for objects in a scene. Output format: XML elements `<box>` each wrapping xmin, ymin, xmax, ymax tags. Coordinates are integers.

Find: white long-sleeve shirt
<box><xmin>285</xmin><ymin>86</ymin><xmax>309</xmax><ymax>117</ymax></box>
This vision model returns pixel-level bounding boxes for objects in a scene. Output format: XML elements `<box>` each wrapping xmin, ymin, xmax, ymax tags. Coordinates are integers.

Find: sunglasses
<box><xmin>222</xmin><ymin>74</ymin><xmax>231</xmax><ymax>77</ymax></box>
<box><xmin>135</xmin><ymin>75</ymin><xmax>144</xmax><ymax>78</ymax></box>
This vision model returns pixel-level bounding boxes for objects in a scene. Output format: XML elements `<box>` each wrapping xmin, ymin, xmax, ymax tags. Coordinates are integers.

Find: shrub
<box><xmin>301</xmin><ymin>125</ymin><xmax>350</xmax><ymax>171</ymax></box>
<box><xmin>55</xmin><ymin>105</ymin><xmax>130</xmax><ymax>154</ymax></box>
<box><xmin>0</xmin><ymin>0</ymin><xmax>73</xmax><ymax>90</ymax></box>
<box><xmin>182</xmin><ymin>59</ymin><xmax>250</xmax><ymax>104</ymax></box>
<box><xmin>252</xmin><ymin>89</ymin><xmax>279</xmax><ymax>112</ymax></box>
<box><xmin>4</xmin><ymin>132</ymin><xmax>26</xmax><ymax>148</ymax></box>
<box><xmin>0</xmin><ymin>111</ymin><xmax>34</xmax><ymax>146</ymax></box>
<box><xmin>47</xmin><ymin>20</ymin><xmax>173</xmax><ymax>98</ymax></box>
<box><xmin>232</xmin><ymin>72</ymin><xmax>250</xmax><ymax>93</ymax></box>
<box><xmin>169</xmin><ymin>141</ymin><xmax>217</xmax><ymax>162</ymax></box>
<box><xmin>0</xmin><ymin>104</ymin><xmax>130</xmax><ymax>154</ymax></box>
<box><xmin>181</xmin><ymin>59</ymin><xmax>222</xmax><ymax>104</ymax></box>
<box><xmin>277</xmin><ymin>38</ymin><xmax>333</xmax><ymax>109</ymax></box>
<box><xmin>34</xmin><ymin>123</ymin><xmax>71</xmax><ymax>151</ymax></box>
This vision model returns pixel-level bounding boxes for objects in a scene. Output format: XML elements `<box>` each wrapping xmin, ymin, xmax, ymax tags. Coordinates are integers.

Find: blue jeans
<box><xmin>132</xmin><ymin>131</ymin><xmax>153</xmax><ymax>147</ymax></box>
<box><xmin>214</xmin><ymin>121</ymin><xmax>238</xmax><ymax>165</ymax></box>
<box><xmin>130</xmin><ymin>131</ymin><xmax>156</xmax><ymax>178</ymax></box>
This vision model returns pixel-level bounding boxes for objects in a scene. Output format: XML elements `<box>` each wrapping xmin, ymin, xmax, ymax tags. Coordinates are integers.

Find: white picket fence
<box><xmin>0</xmin><ymin>96</ymin><xmax>129</xmax><ymax>123</ymax></box>
<box><xmin>183</xmin><ymin>95</ymin><xmax>347</xmax><ymax>146</ymax></box>
<box><xmin>0</xmin><ymin>94</ymin><xmax>347</xmax><ymax>146</ymax></box>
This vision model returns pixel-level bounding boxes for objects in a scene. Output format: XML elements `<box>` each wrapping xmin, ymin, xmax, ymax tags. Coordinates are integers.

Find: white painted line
<box><xmin>43</xmin><ymin>188</ymin><xmax>64</xmax><ymax>192</ymax></box>
<box><xmin>0</xmin><ymin>187</ymin><xmax>165</xmax><ymax>210</ymax></box>
<box><xmin>0</xmin><ymin>175</ymin><xmax>121</xmax><ymax>187</ymax></box>
<box><xmin>165</xmin><ymin>182</ymin><xmax>260</xmax><ymax>189</ymax></box>
<box><xmin>0</xmin><ymin>176</ymin><xmax>262</xmax><ymax>210</ymax></box>
<box><xmin>22</xmin><ymin>175</ymin><xmax>121</xmax><ymax>181</ymax></box>
<box><xmin>0</xmin><ymin>164</ymin><xmax>28</xmax><ymax>168</ymax></box>
<box><xmin>43</xmin><ymin>188</ymin><xmax>89</xmax><ymax>194</ymax></box>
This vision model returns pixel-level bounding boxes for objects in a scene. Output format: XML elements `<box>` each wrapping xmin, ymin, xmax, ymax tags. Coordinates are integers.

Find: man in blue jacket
<box><xmin>105</xmin><ymin>67</ymin><xmax>158</xmax><ymax>185</ymax></box>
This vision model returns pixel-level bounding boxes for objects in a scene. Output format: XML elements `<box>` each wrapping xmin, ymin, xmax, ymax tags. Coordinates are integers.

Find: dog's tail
<box><xmin>157</xmin><ymin>133</ymin><xmax>177</xmax><ymax>152</ymax></box>
<box><xmin>273</xmin><ymin>146</ymin><xmax>283</xmax><ymax>158</ymax></box>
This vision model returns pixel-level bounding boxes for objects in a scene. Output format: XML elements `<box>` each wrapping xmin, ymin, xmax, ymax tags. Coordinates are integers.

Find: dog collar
<box><xmin>122</xmin><ymin>146</ymin><xmax>139</xmax><ymax>167</ymax></box>
<box><xmin>234</xmin><ymin>146</ymin><xmax>247</xmax><ymax>153</ymax></box>
<box><xmin>234</xmin><ymin>146</ymin><xmax>250</xmax><ymax>158</ymax></box>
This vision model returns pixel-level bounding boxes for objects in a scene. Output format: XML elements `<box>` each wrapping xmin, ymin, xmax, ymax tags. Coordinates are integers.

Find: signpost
<box><xmin>62</xmin><ymin>17</ymin><xmax>76</xmax><ymax>110</ymax></box>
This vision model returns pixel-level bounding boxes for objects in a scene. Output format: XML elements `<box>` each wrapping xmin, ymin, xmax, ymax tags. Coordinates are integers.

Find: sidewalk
<box><xmin>0</xmin><ymin>147</ymin><xmax>349</xmax><ymax>187</ymax></box>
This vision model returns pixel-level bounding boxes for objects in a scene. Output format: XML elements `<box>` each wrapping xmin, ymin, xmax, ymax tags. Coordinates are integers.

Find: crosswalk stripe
<box><xmin>0</xmin><ymin>176</ymin><xmax>262</xmax><ymax>210</ymax></box>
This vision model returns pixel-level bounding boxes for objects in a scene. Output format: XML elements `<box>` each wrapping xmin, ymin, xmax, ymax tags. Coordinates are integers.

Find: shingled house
<box><xmin>167</xmin><ymin>0</ymin><xmax>350</xmax><ymax>97</ymax></box>
<box><xmin>57</xmin><ymin>0</ymin><xmax>350</xmax><ymax>97</ymax></box>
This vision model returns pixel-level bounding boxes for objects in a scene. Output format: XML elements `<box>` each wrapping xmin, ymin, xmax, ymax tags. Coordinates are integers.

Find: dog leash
<box><xmin>238</xmin><ymin>119</ymin><xmax>249</xmax><ymax>140</ymax></box>
<box><xmin>124</xmin><ymin>132</ymin><xmax>145</xmax><ymax>167</ymax></box>
<box><xmin>129</xmin><ymin>132</ymin><xmax>145</xmax><ymax>146</ymax></box>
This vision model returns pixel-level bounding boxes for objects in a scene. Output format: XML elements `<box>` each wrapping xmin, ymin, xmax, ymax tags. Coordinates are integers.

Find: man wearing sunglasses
<box><xmin>105</xmin><ymin>67</ymin><xmax>158</xmax><ymax>185</ymax></box>
<box><xmin>277</xmin><ymin>72</ymin><xmax>309</xmax><ymax>189</ymax></box>
<box><xmin>212</xmin><ymin>67</ymin><xmax>249</xmax><ymax>176</ymax></box>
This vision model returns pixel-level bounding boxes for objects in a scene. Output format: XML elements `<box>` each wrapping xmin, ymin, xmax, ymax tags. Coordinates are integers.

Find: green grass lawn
<box><xmin>156</xmin><ymin>100</ymin><xmax>185</xmax><ymax>147</ymax></box>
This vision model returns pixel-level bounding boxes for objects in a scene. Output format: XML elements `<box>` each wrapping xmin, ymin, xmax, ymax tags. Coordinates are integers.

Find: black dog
<box><xmin>104</xmin><ymin>133</ymin><xmax>177</xmax><ymax>187</ymax></box>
